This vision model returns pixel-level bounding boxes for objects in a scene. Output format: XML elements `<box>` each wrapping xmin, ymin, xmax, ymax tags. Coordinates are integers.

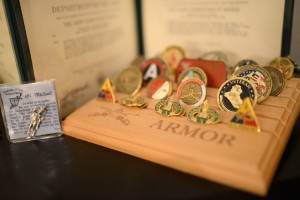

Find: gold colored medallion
<box><xmin>177</xmin><ymin>67</ymin><xmax>207</xmax><ymax>86</ymax></box>
<box><xmin>217</xmin><ymin>78</ymin><xmax>257</xmax><ymax>112</ymax></box>
<box><xmin>268</xmin><ymin>56</ymin><xmax>295</xmax><ymax>80</ymax></box>
<box><xmin>154</xmin><ymin>96</ymin><xmax>184</xmax><ymax>117</ymax></box>
<box><xmin>263</xmin><ymin>66</ymin><xmax>285</xmax><ymax>96</ymax></box>
<box><xmin>177</xmin><ymin>78</ymin><xmax>206</xmax><ymax>107</ymax></box>
<box><xmin>231</xmin><ymin>65</ymin><xmax>272</xmax><ymax>103</ymax></box>
<box><xmin>116</xmin><ymin>67</ymin><xmax>142</xmax><ymax>95</ymax></box>
<box><xmin>120</xmin><ymin>94</ymin><xmax>147</xmax><ymax>108</ymax></box>
<box><xmin>187</xmin><ymin>101</ymin><xmax>222</xmax><ymax>125</ymax></box>
<box><xmin>130</xmin><ymin>56</ymin><xmax>147</xmax><ymax>69</ymax></box>
<box><xmin>147</xmin><ymin>76</ymin><xmax>173</xmax><ymax>100</ymax></box>
<box><xmin>233</xmin><ymin>59</ymin><xmax>259</xmax><ymax>72</ymax></box>
<box><xmin>160</xmin><ymin>46</ymin><xmax>185</xmax><ymax>74</ymax></box>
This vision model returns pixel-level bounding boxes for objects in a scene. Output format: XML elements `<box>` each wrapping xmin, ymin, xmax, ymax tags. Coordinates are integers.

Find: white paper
<box><xmin>19</xmin><ymin>0</ymin><xmax>138</xmax><ymax>117</ymax></box>
<box><xmin>142</xmin><ymin>0</ymin><xmax>285</xmax><ymax>66</ymax></box>
<box><xmin>0</xmin><ymin>80</ymin><xmax>62</xmax><ymax>141</ymax></box>
<box><xmin>0</xmin><ymin>0</ymin><xmax>21</xmax><ymax>83</ymax></box>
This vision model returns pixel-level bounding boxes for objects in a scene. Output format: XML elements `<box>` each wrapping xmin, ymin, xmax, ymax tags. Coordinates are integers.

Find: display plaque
<box><xmin>63</xmin><ymin>78</ymin><xmax>300</xmax><ymax>196</ymax></box>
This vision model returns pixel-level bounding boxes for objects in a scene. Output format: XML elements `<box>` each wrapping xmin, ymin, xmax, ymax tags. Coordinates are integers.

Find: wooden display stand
<box><xmin>63</xmin><ymin>78</ymin><xmax>300</xmax><ymax>196</ymax></box>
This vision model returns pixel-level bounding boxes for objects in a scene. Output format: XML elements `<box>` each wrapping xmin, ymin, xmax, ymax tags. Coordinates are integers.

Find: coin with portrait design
<box><xmin>217</xmin><ymin>78</ymin><xmax>257</xmax><ymax>112</ymax></box>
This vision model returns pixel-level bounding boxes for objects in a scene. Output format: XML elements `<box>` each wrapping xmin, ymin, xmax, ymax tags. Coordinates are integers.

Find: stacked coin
<box><xmin>201</xmin><ymin>51</ymin><xmax>228</xmax><ymax>65</ymax></box>
<box><xmin>115</xmin><ymin>67</ymin><xmax>142</xmax><ymax>95</ymax></box>
<box><xmin>263</xmin><ymin>66</ymin><xmax>285</xmax><ymax>96</ymax></box>
<box><xmin>120</xmin><ymin>94</ymin><xmax>147</xmax><ymax>108</ymax></box>
<box><xmin>268</xmin><ymin>56</ymin><xmax>295</xmax><ymax>80</ymax></box>
<box><xmin>217</xmin><ymin>78</ymin><xmax>257</xmax><ymax>112</ymax></box>
<box><xmin>140</xmin><ymin>58</ymin><xmax>167</xmax><ymax>86</ymax></box>
<box><xmin>231</xmin><ymin>65</ymin><xmax>272</xmax><ymax>103</ymax></box>
<box><xmin>200</xmin><ymin>51</ymin><xmax>231</xmax><ymax>78</ymax></box>
<box><xmin>130</xmin><ymin>56</ymin><xmax>147</xmax><ymax>68</ymax></box>
<box><xmin>177</xmin><ymin>67</ymin><xmax>207</xmax><ymax>86</ymax></box>
<box><xmin>160</xmin><ymin>46</ymin><xmax>185</xmax><ymax>75</ymax></box>
<box><xmin>147</xmin><ymin>76</ymin><xmax>173</xmax><ymax>100</ymax></box>
<box><xmin>233</xmin><ymin>59</ymin><xmax>259</xmax><ymax>72</ymax></box>
<box><xmin>177</xmin><ymin>78</ymin><xmax>206</xmax><ymax>107</ymax></box>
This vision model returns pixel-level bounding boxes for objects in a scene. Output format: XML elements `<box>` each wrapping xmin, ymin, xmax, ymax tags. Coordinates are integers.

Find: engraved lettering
<box><xmin>149</xmin><ymin>120</ymin><xmax>163</xmax><ymax>129</ymax></box>
<box><xmin>164</xmin><ymin>122</ymin><xmax>180</xmax><ymax>133</ymax></box>
<box><xmin>148</xmin><ymin>120</ymin><xmax>235</xmax><ymax>147</ymax></box>
<box><xmin>218</xmin><ymin>134</ymin><xmax>235</xmax><ymax>147</ymax></box>
<box><xmin>199</xmin><ymin>130</ymin><xmax>218</xmax><ymax>141</ymax></box>
<box><xmin>178</xmin><ymin>126</ymin><xmax>200</xmax><ymax>138</ymax></box>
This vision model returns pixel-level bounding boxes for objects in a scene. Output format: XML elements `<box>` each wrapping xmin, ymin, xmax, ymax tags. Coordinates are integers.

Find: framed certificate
<box><xmin>2</xmin><ymin>0</ymin><xmax>295</xmax><ymax>118</ymax></box>
<box><xmin>142</xmin><ymin>0</ymin><xmax>294</xmax><ymax>66</ymax></box>
<box><xmin>3</xmin><ymin>0</ymin><xmax>139</xmax><ymax>117</ymax></box>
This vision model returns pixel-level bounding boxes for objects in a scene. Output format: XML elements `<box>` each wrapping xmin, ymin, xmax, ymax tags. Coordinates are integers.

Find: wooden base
<box><xmin>63</xmin><ymin>78</ymin><xmax>300</xmax><ymax>196</ymax></box>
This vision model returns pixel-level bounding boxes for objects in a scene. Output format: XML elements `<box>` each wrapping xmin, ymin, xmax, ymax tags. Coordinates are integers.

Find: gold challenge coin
<box><xmin>231</xmin><ymin>65</ymin><xmax>272</xmax><ymax>103</ymax></box>
<box><xmin>263</xmin><ymin>66</ymin><xmax>285</xmax><ymax>96</ymax></box>
<box><xmin>177</xmin><ymin>78</ymin><xmax>206</xmax><ymax>107</ymax></box>
<box><xmin>116</xmin><ymin>67</ymin><xmax>142</xmax><ymax>95</ymax></box>
<box><xmin>217</xmin><ymin>78</ymin><xmax>257</xmax><ymax>112</ymax></box>
<box><xmin>160</xmin><ymin>46</ymin><xmax>185</xmax><ymax>74</ymax></box>
<box><xmin>177</xmin><ymin>67</ymin><xmax>207</xmax><ymax>86</ymax></box>
<box><xmin>268</xmin><ymin>57</ymin><xmax>295</xmax><ymax>80</ymax></box>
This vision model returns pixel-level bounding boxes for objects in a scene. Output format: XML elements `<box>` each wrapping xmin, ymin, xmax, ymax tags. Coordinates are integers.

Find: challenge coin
<box><xmin>233</xmin><ymin>59</ymin><xmax>258</xmax><ymax>72</ymax></box>
<box><xmin>160</xmin><ymin>46</ymin><xmax>185</xmax><ymax>74</ymax></box>
<box><xmin>147</xmin><ymin>76</ymin><xmax>173</xmax><ymax>100</ymax></box>
<box><xmin>155</xmin><ymin>96</ymin><xmax>184</xmax><ymax>117</ymax></box>
<box><xmin>231</xmin><ymin>65</ymin><xmax>272</xmax><ymax>103</ymax></box>
<box><xmin>187</xmin><ymin>101</ymin><xmax>222</xmax><ymax>125</ymax></box>
<box><xmin>120</xmin><ymin>94</ymin><xmax>147</xmax><ymax>108</ymax></box>
<box><xmin>140</xmin><ymin>58</ymin><xmax>167</xmax><ymax>87</ymax></box>
<box><xmin>263</xmin><ymin>66</ymin><xmax>285</xmax><ymax>96</ymax></box>
<box><xmin>268</xmin><ymin>57</ymin><xmax>295</xmax><ymax>80</ymax></box>
<box><xmin>200</xmin><ymin>51</ymin><xmax>231</xmax><ymax>78</ymax></box>
<box><xmin>177</xmin><ymin>78</ymin><xmax>206</xmax><ymax>107</ymax></box>
<box><xmin>130</xmin><ymin>56</ymin><xmax>147</xmax><ymax>69</ymax></box>
<box><xmin>177</xmin><ymin>67</ymin><xmax>207</xmax><ymax>86</ymax></box>
<box><xmin>217</xmin><ymin>78</ymin><xmax>257</xmax><ymax>112</ymax></box>
<box><xmin>116</xmin><ymin>67</ymin><xmax>142</xmax><ymax>95</ymax></box>
<box><xmin>175</xmin><ymin>59</ymin><xmax>226</xmax><ymax>88</ymax></box>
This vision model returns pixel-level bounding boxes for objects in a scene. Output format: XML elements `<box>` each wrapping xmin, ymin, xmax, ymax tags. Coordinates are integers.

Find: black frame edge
<box><xmin>135</xmin><ymin>0</ymin><xmax>144</xmax><ymax>55</ymax></box>
<box><xmin>3</xmin><ymin>0</ymin><xmax>35</xmax><ymax>81</ymax></box>
<box><xmin>281</xmin><ymin>0</ymin><xmax>295</xmax><ymax>56</ymax></box>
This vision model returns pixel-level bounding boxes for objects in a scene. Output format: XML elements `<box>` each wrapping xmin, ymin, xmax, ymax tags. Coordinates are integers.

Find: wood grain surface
<box><xmin>63</xmin><ymin>78</ymin><xmax>300</xmax><ymax>196</ymax></box>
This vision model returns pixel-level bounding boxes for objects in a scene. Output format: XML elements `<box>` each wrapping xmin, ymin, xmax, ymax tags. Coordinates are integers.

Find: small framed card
<box><xmin>0</xmin><ymin>80</ymin><xmax>63</xmax><ymax>143</ymax></box>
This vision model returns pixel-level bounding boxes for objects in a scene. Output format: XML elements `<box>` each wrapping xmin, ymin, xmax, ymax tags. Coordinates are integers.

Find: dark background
<box><xmin>0</xmin><ymin>115</ymin><xmax>299</xmax><ymax>200</ymax></box>
<box><xmin>1</xmin><ymin>0</ymin><xmax>299</xmax><ymax>199</ymax></box>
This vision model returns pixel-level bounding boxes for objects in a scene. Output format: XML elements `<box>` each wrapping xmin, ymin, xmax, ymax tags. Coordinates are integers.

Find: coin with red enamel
<box><xmin>140</xmin><ymin>58</ymin><xmax>167</xmax><ymax>87</ymax></box>
<box><xmin>177</xmin><ymin>78</ymin><xmax>206</xmax><ymax>107</ymax></box>
<box><xmin>147</xmin><ymin>76</ymin><xmax>173</xmax><ymax>100</ymax></box>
